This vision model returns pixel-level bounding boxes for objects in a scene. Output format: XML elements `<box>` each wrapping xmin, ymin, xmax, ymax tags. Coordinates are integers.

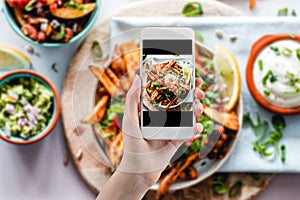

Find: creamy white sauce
<box><xmin>253</xmin><ymin>40</ymin><xmax>300</xmax><ymax>108</ymax></box>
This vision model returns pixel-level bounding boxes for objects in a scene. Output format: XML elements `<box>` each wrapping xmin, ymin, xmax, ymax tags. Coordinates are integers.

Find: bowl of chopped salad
<box><xmin>0</xmin><ymin>70</ymin><xmax>60</xmax><ymax>144</ymax></box>
<box><xmin>3</xmin><ymin>0</ymin><xmax>101</xmax><ymax>47</ymax></box>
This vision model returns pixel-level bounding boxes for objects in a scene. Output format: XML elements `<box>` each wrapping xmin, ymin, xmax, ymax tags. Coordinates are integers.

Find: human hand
<box><xmin>118</xmin><ymin>75</ymin><xmax>204</xmax><ymax>187</ymax></box>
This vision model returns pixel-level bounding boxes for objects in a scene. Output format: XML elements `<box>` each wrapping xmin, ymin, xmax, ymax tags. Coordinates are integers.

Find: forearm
<box><xmin>96</xmin><ymin>171</ymin><xmax>151</xmax><ymax>200</ymax></box>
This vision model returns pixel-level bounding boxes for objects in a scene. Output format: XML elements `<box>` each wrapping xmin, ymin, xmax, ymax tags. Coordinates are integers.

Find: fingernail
<box><xmin>194</xmin><ymin>123</ymin><xmax>203</xmax><ymax>134</ymax></box>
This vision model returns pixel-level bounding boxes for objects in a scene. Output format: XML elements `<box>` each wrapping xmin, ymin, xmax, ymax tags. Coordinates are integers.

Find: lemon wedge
<box><xmin>182</xmin><ymin>65</ymin><xmax>191</xmax><ymax>84</ymax></box>
<box><xmin>51</xmin><ymin>3</ymin><xmax>96</xmax><ymax>20</ymax></box>
<box><xmin>0</xmin><ymin>45</ymin><xmax>32</xmax><ymax>70</ymax></box>
<box><xmin>213</xmin><ymin>45</ymin><xmax>241</xmax><ymax>111</ymax></box>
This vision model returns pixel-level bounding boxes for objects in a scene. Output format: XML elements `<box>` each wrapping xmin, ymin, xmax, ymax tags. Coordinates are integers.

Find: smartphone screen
<box><xmin>140</xmin><ymin>28</ymin><xmax>195</xmax><ymax>140</ymax></box>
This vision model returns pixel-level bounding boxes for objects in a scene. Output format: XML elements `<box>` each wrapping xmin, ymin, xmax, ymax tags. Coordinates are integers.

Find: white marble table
<box><xmin>0</xmin><ymin>0</ymin><xmax>299</xmax><ymax>199</ymax></box>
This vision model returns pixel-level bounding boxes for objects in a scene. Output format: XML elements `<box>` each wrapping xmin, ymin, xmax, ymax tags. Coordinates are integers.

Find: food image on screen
<box><xmin>142</xmin><ymin>56</ymin><xmax>193</xmax><ymax>112</ymax></box>
<box><xmin>144</xmin><ymin>59</ymin><xmax>191</xmax><ymax>110</ymax></box>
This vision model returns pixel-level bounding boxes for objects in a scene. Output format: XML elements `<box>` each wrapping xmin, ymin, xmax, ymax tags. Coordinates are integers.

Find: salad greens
<box><xmin>0</xmin><ymin>77</ymin><xmax>53</xmax><ymax>139</ymax></box>
<box><xmin>99</xmin><ymin>95</ymin><xmax>125</xmax><ymax>131</ymax></box>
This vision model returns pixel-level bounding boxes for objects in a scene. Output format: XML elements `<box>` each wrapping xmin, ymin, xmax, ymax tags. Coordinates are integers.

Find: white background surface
<box><xmin>0</xmin><ymin>0</ymin><xmax>300</xmax><ymax>199</ymax></box>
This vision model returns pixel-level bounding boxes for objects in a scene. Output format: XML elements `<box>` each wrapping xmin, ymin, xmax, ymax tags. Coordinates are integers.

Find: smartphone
<box><xmin>140</xmin><ymin>27</ymin><xmax>195</xmax><ymax>140</ymax></box>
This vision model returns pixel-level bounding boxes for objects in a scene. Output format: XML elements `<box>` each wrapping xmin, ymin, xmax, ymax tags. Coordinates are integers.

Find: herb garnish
<box><xmin>272</xmin><ymin>115</ymin><xmax>286</xmax><ymax>131</ymax></box>
<box><xmin>277</xmin><ymin>7</ymin><xmax>289</xmax><ymax>16</ymax></box>
<box><xmin>292</xmin><ymin>9</ymin><xmax>297</xmax><ymax>16</ymax></box>
<box><xmin>211</xmin><ymin>174</ymin><xmax>228</xmax><ymax>195</ymax></box>
<box><xmin>289</xmin><ymin>34</ymin><xmax>296</xmax><ymax>39</ymax></box>
<box><xmin>258</xmin><ymin>59</ymin><xmax>263</xmax><ymax>71</ymax></box>
<box><xmin>270</xmin><ymin>46</ymin><xmax>281</xmax><ymax>56</ymax></box>
<box><xmin>296</xmin><ymin>48</ymin><xmax>300</xmax><ymax>61</ymax></box>
<box><xmin>281</xmin><ymin>47</ymin><xmax>292</xmax><ymax>57</ymax></box>
<box><xmin>200</xmin><ymin>115</ymin><xmax>214</xmax><ymax>134</ymax></box>
<box><xmin>243</xmin><ymin>112</ymin><xmax>286</xmax><ymax>162</ymax></box>
<box><xmin>202</xmin><ymin>59</ymin><xmax>214</xmax><ymax>71</ymax></box>
<box><xmin>195</xmin><ymin>31</ymin><xmax>204</xmax><ymax>43</ymax></box>
<box><xmin>229</xmin><ymin>181</ymin><xmax>243</xmax><ymax>197</ymax></box>
<box><xmin>25</xmin><ymin>0</ymin><xmax>37</xmax><ymax>12</ymax></box>
<box><xmin>264</xmin><ymin>90</ymin><xmax>270</xmax><ymax>96</ymax></box>
<box><xmin>91</xmin><ymin>40</ymin><xmax>103</xmax><ymax>59</ymax></box>
<box><xmin>281</xmin><ymin>145</ymin><xmax>286</xmax><ymax>163</ymax></box>
<box><xmin>103</xmin><ymin>133</ymin><xmax>115</xmax><ymax>139</ymax></box>
<box><xmin>64</xmin><ymin>0</ymin><xmax>85</xmax><ymax>10</ymax></box>
<box><xmin>284</xmin><ymin>71</ymin><xmax>300</xmax><ymax>93</ymax></box>
<box><xmin>56</xmin><ymin>24</ymin><xmax>65</xmax><ymax>40</ymax></box>
<box><xmin>262</xmin><ymin>70</ymin><xmax>277</xmax><ymax>85</ymax></box>
<box><xmin>182</xmin><ymin>2</ymin><xmax>203</xmax><ymax>17</ymax></box>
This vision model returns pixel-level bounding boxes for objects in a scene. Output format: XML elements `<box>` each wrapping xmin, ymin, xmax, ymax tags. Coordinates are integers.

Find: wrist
<box><xmin>115</xmin><ymin>170</ymin><xmax>152</xmax><ymax>194</ymax></box>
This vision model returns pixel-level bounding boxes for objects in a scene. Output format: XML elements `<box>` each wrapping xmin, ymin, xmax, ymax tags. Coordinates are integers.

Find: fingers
<box><xmin>195</xmin><ymin>78</ymin><xmax>203</xmax><ymax>87</ymax></box>
<box><xmin>195</xmin><ymin>88</ymin><xmax>205</xmax><ymax>100</ymax></box>
<box><xmin>194</xmin><ymin>99</ymin><xmax>203</xmax><ymax>119</ymax></box>
<box><xmin>193</xmin><ymin>123</ymin><xmax>203</xmax><ymax>135</ymax></box>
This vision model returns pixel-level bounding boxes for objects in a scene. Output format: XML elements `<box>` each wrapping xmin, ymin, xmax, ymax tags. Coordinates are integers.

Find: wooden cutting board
<box><xmin>61</xmin><ymin>0</ymin><xmax>273</xmax><ymax>199</ymax></box>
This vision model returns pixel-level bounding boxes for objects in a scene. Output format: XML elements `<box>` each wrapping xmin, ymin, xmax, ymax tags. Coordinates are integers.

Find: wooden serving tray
<box><xmin>61</xmin><ymin>0</ymin><xmax>273</xmax><ymax>199</ymax></box>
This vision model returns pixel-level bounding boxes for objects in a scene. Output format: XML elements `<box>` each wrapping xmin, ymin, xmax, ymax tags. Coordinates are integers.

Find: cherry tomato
<box><xmin>111</xmin><ymin>115</ymin><xmax>119</xmax><ymax>128</ymax></box>
<box><xmin>49</xmin><ymin>3</ymin><xmax>57</xmax><ymax>12</ymax></box>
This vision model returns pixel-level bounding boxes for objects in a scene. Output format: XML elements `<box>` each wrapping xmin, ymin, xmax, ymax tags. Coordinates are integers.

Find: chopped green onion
<box><xmin>25</xmin><ymin>0</ymin><xmax>37</xmax><ymax>12</ymax></box>
<box><xmin>262</xmin><ymin>71</ymin><xmax>271</xmax><ymax>85</ymax></box>
<box><xmin>271</xmin><ymin>115</ymin><xmax>286</xmax><ymax>131</ymax></box>
<box><xmin>283</xmin><ymin>90</ymin><xmax>300</xmax><ymax>94</ymax></box>
<box><xmin>195</xmin><ymin>31</ymin><xmax>204</xmax><ymax>43</ymax></box>
<box><xmin>258</xmin><ymin>59</ymin><xmax>264</xmax><ymax>70</ymax></box>
<box><xmin>277</xmin><ymin>7</ymin><xmax>289</xmax><ymax>16</ymax></box>
<box><xmin>292</xmin><ymin>9</ymin><xmax>297</xmax><ymax>16</ymax></box>
<box><xmin>281</xmin><ymin>145</ymin><xmax>286</xmax><ymax>163</ymax></box>
<box><xmin>56</xmin><ymin>24</ymin><xmax>65</xmax><ymax>40</ymax></box>
<box><xmin>286</xmin><ymin>71</ymin><xmax>295</xmax><ymax>80</ymax></box>
<box><xmin>281</xmin><ymin>47</ymin><xmax>292</xmax><ymax>57</ymax></box>
<box><xmin>270</xmin><ymin>131</ymin><xmax>283</xmax><ymax>141</ymax></box>
<box><xmin>212</xmin><ymin>182</ymin><xmax>227</xmax><ymax>194</ymax></box>
<box><xmin>262</xmin><ymin>70</ymin><xmax>277</xmax><ymax>85</ymax></box>
<box><xmin>264</xmin><ymin>90</ymin><xmax>270</xmax><ymax>96</ymax></box>
<box><xmin>296</xmin><ymin>48</ymin><xmax>300</xmax><ymax>61</ymax></box>
<box><xmin>289</xmin><ymin>34</ymin><xmax>296</xmax><ymax>39</ymax></box>
<box><xmin>243</xmin><ymin>112</ymin><xmax>255</xmax><ymax>127</ymax></box>
<box><xmin>270</xmin><ymin>46</ymin><xmax>281</xmax><ymax>56</ymax></box>
<box><xmin>229</xmin><ymin>181</ymin><xmax>243</xmax><ymax>197</ymax></box>
<box><xmin>244</xmin><ymin>113</ymin><xmax>286</xmax><ymax>160</ymax></box>
<box><xmin>182</xmin><ymin>2</ymin><xmax>203</xmax><ymax>17</ymax></box>
<box><xmin>211</xmin><ymin>174</ymin><xmax>228</xmax><ymax>195</ymax></box>
<box><xmin>254</xmin><ymin>119</ymin><xmax>268</xmax><ymax>139</ymax></box>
